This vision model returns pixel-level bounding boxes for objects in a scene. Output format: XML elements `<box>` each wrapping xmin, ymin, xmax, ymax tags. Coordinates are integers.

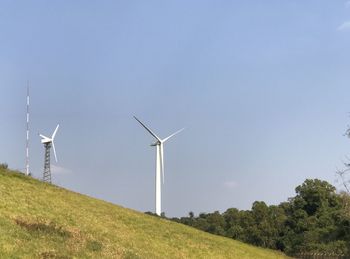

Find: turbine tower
<box><xmin>39</xmin><ymin>124</ymin><xmax>59</xmax><ymax>183</ymax></box>
<box><xmin>134</xmin><ymin>116</ymin><xmax>184</xmax><ymax>216</ymax></box>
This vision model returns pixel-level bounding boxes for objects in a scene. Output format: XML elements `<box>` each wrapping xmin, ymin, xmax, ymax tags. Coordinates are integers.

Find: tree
<box><xmin>223</xmin><ymin>208</ymin><xmax>243</xmax><ymax>239</ymax></box>
<box><xmin>283</xmin><ymin>179</ymin><xmax>344</xmax><ymax>255</ymax></box>
<box><xmin>294</xmin><ymin>179</ymin><xmax>339</xmax><ymax>216</ymax></box>
<box><xmin>205</xmin><ymin>211</ymin><xmax>226</xmax><ymax>235</ymax></box>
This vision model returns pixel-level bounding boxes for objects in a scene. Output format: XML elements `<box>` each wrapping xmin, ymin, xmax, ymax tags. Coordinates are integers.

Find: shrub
<box><xmin>0</xmin><ymin>163</ymin><xmax>8</xmax><ymax>170</ymax></box>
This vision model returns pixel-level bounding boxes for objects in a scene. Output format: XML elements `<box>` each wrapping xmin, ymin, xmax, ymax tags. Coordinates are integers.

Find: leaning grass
<box><xmin>0</xmin><ymin>168</ymin><xmax>290</xmax><ymax>258</ymax></box>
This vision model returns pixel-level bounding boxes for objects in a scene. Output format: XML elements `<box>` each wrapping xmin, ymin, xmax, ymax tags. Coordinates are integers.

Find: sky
<box><xmin>1</xmin><ymin>1</ymin><xmax>350</xmax><ymax>217</ymax></box>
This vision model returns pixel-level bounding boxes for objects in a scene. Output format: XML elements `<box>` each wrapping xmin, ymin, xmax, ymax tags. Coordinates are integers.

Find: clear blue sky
<box><xmin>1</xmin><ymin>1</ymin><xmax>350</xmax><ymax>217</ymax></box>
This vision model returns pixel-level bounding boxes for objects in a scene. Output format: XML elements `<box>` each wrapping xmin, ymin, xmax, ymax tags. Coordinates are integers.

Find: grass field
<box><xmin>0</xmin><ymin>167</ymin><xmax>290</xmax><ymax>258</ymax></box>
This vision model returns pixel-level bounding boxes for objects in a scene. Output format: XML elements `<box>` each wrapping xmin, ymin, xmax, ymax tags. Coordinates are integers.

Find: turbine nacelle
<box><xmin>39</xmin><ymin>124</ymin><xmax>59</xmax><ymax>162</ymax></box>
<box><xmin>40</xmin><ymin>135</ymin><xmax>52</xmax><ymax>144</ymax></box>
<box><xmin>150</xmin><ymin>141</ymin><xmax>161</xmax><ymax>146</ymax></box>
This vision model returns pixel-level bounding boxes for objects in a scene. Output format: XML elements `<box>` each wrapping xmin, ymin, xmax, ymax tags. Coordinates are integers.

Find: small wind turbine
<box><xmin>39</xmin><ymin>124</ymin><xmax>59</xmax><ymax>183</ymax></box>
<box><xmin>134</xmin><ymin>116</ymin><xmax>184</xmax><ymax>216</ymax></box>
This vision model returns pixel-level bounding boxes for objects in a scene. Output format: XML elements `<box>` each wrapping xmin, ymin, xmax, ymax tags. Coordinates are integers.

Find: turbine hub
<box><xmin>150</xmin><ymin>141</ymin><xmax>161</xmax><ymax>146</ymax></box>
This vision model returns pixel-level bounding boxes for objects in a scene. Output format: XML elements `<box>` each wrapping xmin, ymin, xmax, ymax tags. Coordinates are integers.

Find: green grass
<box><xmin>0</xmin><ymin>168</ymin><xmax>290</xmax><ymax>258</ymax></box>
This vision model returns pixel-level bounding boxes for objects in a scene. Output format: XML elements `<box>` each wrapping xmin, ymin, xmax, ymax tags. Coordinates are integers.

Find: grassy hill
<box><xmin>0</xmin><ymin>167</ymin><xmax>289</xmax><ymax>258</ymax></box>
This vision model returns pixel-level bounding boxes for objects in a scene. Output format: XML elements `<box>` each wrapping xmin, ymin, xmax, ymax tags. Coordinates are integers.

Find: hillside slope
<box><xmin>0</xmin><ymin>168</ymin><xmax>289</xmax><ymax>258</ymax></box>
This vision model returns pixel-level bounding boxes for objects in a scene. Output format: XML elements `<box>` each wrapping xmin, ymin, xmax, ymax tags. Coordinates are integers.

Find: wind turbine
<box><xmin>134</xmin><ymin>116</ymin><xmax>184</xmax><ymax>216</ymax></box>
<box><xmin>39</xmin><ymin>124</ymin><xmax>59</xmax><ymax>183</ymax></box>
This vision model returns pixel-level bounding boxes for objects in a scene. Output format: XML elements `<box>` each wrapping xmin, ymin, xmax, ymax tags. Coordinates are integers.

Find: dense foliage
<box><xmin>171</xmin><ymin>179</ymin><xmax>350</xmax><ymax>256</ymax></box>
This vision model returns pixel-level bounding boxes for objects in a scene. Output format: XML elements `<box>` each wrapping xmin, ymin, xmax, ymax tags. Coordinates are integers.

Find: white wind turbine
<box><xmin>134</xmin><ymin>116</ymin><xmax>184</xmax><ymax>216</ymax></box>
<box><xmin>39</xmin><ymin>124</ymin><xmax>59</xmax><ymax>183</ymax></box>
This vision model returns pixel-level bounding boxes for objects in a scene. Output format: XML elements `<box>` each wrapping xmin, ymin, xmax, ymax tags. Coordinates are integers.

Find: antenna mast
<box><xmin>25</xmin><ymin>81</ymin><xmax>30</xmax><ymax>176</ymax></box>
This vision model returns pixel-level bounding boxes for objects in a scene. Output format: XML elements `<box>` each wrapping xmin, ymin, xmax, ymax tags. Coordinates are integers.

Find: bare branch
<box><xmin>336</xmin><ymin>167</ymin><xmax>350</xmax><ymax>193</ymax></box>
<box><xmin>336</xmin><ymin>123</ymin><xmax>350</xmax><ymax>194</ymax></box>
<box><xmin>344</xmin><ymin>126</ymin><xmax>350</xmax><ymax>138</ymax></box>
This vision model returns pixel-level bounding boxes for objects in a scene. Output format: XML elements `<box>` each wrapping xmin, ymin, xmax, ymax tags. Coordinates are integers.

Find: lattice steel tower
<box><xmin>43</xmin><ymin>142</ymin><xmax>52</xmax><ymax>183</ymax></box>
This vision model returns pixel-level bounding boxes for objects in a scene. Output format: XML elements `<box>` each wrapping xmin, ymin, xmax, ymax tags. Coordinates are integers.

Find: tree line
<box><xmin>153</xmin><ymin>179</ymin><xmax>350</xmax><ymax>257</ymax></box>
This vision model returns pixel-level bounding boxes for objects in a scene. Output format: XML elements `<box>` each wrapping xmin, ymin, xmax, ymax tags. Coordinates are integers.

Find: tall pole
<box><xmin>25</xmin><ymin>82</ymin><xmax>30</xmax><ymax>176</ymax></box>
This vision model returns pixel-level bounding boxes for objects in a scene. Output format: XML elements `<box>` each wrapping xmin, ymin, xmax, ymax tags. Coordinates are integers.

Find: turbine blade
<box><xmin>52</xmin><ymin>124</ymin><xmax>59</xmax><ymax>140</ymax></box>
<box><xmin>163</xmin><ymin>128</ymin><xmax>185</xmax><ymax>143</ymax></box>
<box><xmin>160</xmin><ymin>143</ymin><xmax>164</xmax><ymax>184</ymax></box>
<box><xmin>52</xmin><ymin>141</ymin><xmax>58</xmax><ymax>162</ymax></box>
<box><xmin>133</xmin><ymin>116</ymin><xmax>161</xmax><ymax>141</ymax></box>
<box><xmin>39</xmin><ymin>134</ymin><xmax>49</xmax><ymax>139</ymax></box>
